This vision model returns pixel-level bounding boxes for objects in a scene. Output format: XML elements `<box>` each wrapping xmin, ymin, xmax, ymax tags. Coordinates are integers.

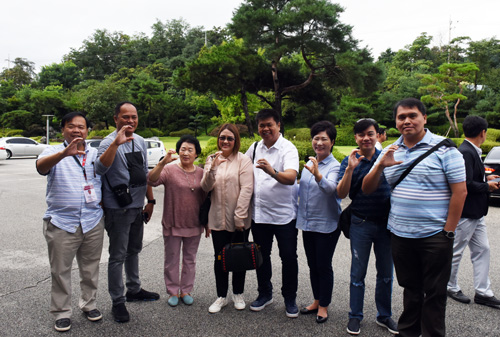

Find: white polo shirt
<box><xmin>245</xmin><ymin>134</ymin><xmax>299</xmax><ymax>225</ymax></box>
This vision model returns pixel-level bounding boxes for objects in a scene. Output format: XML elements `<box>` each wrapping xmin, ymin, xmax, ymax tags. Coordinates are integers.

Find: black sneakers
<box><xmin>376</xmin><ymin>317</ymin><xmax>399</xmax><ymax>334</ymax></box>
<box><xmin>474</xmin><ymin>294</ymin><xmax>500</xmax><ymax>309</ymax></box>
<box><xmin>84</xmin><ymin>309</ymin><xmax>103</xmax><ymax>322</ymax></box>
<box><xmin>54</xmin><ymin>318</ymin><xmax>71</xmax><ymax>332</ymax></box>
<box><xmin>112</xmin><ymin>303</ymin><xmax>130</xmax><ymax>323</ymax></box>
<box><xmin>447</xmin><ymin>290</ymin><xmax>471</xmax><ymax>304</ymax></box>
<box><xmin>126</xmin><ymin>288</ymin><xmax>160</xmax><ymax>302</ymax></box>
<box><xmin>347</xmin><ymin>318</ymin><xmax>360</xmax><ymax>335</ymax></box>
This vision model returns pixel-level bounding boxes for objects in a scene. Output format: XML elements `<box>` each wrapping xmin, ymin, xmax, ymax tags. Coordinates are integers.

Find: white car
<box><xmin>145</xmin><ymin>139</ymin><xmax>166</xmax><ymax>168</ymax></box>
<box><xmin>85</xmin><ymin>138</ymin><xmax>165</xmax><ymax>167</ymax></box>
<box><xmin>0</xmin><ymin>137</ymin><xmax>49</xmax><ymax>159</ymax></box>
<box><xmin>0</xmin><ymin>146</ymin><xmax>7</xmax><ymax>160</ymax></box>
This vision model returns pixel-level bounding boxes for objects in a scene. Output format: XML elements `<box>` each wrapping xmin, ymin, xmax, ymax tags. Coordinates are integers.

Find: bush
<box><xmin>486</xmin><ymin>128</ymin><xmax>500</xmax><ymax>142</ymax></box>
<box><xmin>481</xmin><ymin>140</ymin><xmax>500</xmax><ymax>154</ymax></box>
<box><xmin>136</xmin><ymin>129</ymin><xmax>154</xmax><ymax>138</ymax></box>
<box><xmin>286</xmin><ymin>128</ymin><xmax>311</xmax><ymax>141</ymax></box>
<box><xmin>170</xmin><ymin>128</ymin><xmax>195</xmax><ymax>137</ymax></box>
<box><xmin>209</xmin><ymin>124</ymin><xmax>249</xmax><ymax>138</ymax></box>
<box><xmin>150</xmin><ymin>128</ymin><xmax>164</xmax><ymax>137</ymax></box>
<box><xmin>386</xmin><ymin>128</ymin><xmax>400</xmax><ymax>137</ymax></box>
<box><xmin>0</xmin><ymin>128</ymin><xmax>24</xmax><ymax>137</ymax></box>
<box><xmin>88</xmin><ymin>127</ymin><xmax>115</xmax><ymax>139</ymax></box>
<box><xmin>335</xmin><ymin>127</ymin><xmax>357</xmax><ymax>146</ymax></box>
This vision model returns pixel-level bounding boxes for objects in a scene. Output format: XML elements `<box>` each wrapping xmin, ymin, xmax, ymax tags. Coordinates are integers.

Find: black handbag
<box><xmin>218</xmin><ymin>233</ymin><xmax>263</xmax><ymax>273</ymax></box>
<box><xmin>339</xmin><ymin>204</ymin><xmax>352</xmax><ymax>238</ymax></box>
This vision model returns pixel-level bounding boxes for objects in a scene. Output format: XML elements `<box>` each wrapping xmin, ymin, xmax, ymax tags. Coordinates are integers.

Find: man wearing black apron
<box><xmin>96</xmin><ymin>101</ymin><xmax>158</xmax><ymax>323</ymax></box>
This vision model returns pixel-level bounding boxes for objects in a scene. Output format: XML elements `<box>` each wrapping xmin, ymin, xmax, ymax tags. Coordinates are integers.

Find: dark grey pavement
<box><xmin>1</xmin><ymin>158</ymin><xmax>500</xmax><ymax>336</ymax></box>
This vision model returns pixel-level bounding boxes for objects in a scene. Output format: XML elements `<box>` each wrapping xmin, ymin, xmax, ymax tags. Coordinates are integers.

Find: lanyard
<box><xmin>72</xmin><ymin>154</ymin><xmax>88</xmax><ymax>182</ymax></box>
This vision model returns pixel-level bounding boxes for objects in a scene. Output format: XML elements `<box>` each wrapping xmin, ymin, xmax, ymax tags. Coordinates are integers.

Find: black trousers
<box><xmin>302</xmin><ymin>229</ymin><xmax>341</xmax><ymax>307</ymax></box>
<box><xmin>391</xmin><ymin>232</ymin><xmax>453</xmax><ymax>337</ymax></box>
<box><xmin>211</xmin><ymin>229</ymin><xmax>250</xmax><ymax>297</ymax></box>
<box><xmin>251</xmin><ymin>220</ymin><xmax>298</xmax><ymax>300</ymax></box>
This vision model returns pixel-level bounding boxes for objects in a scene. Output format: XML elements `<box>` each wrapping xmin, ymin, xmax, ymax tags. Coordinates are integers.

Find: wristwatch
<box><xmin>272</xmin><ymin>169</ymin><xmax>279</xmax><ymax>178</ymax></box>
<box><xmin>442</xmin><ymin>230</ymin><xmax>455</xmax><ymax>239</ymax></box>
<box><xmin>147</xmin><ymin>199</ymin><xmax>156</xmax><ymax>205</ymax></box>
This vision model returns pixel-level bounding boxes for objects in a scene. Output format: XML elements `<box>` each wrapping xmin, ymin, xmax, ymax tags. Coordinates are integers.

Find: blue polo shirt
<box><xmin>374</xmin><ymin>130</ymin><xmax>465</xmax><ymax>238</ymax></box>
<box><xmin>296</xmin><ymin>154</ymin><xmax>341</xmax><ymax>233</ymax></box>
<box><xmin>39</xmin><ymin>143</ymin><xmax>103</xmax><ymax>234</ymax></box>
<box><xmin>337</xmin><ymin>149</ymin><xmax>391</xmax><ymax>218</ymax></box>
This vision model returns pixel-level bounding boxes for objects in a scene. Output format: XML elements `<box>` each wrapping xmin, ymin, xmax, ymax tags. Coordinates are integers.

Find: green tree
<box><xmin>38</xmin><ymin>61</ymin><xmax>82</xmax><ymax>89</ymax></box>
<box><xmin>0</xmin><ymin>58</ymin><xmax>36</xmax><ymax>89</ymax></box>
<box><xmin>419</xmin><ymin>62</ymin><xmax>479</xmax><ymax>137</ymax></box>
<box><xmin>229</xmin><ymin>0</ymin><xmax>356</xmax><ymax>126</ymax></box>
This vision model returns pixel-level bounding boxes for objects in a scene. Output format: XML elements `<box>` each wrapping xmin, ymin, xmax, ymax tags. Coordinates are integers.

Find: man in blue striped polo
<box><xmin>363</xmin><ymin>98</ymin><xmax>467</xmax><ymax>337</ymax></box>
<box><xmin>37</xmin><ymin>112</ymin><xmax>104</xmax><ymax>332</ymax></box>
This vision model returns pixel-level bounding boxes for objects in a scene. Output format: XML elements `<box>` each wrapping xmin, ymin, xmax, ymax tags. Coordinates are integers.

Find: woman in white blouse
<box><xmin>201</xmin><ymin>124</ymin><xmax>254</xmax><ymax>314</ymax></box>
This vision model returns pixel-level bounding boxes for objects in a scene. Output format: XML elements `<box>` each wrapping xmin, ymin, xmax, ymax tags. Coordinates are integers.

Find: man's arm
<box><xmin>443</xmin><ymin>181</ymin><xmax>467</xmax><ymax>232</ymax></box>
<box><xmin>36</xmin><ymin>138</ymin><xmax>85</xmax><ymax>175</ymax></box>
<box><xmin>362</xmin><ymin>145</ymin><xmax>402</xmax><ymax>194</ymax></box>
<box><xmin>337</xmin><ymin>149</ymin><xmax>364</xmax><ymax>199</ymax></box>
<box><xmin>97</xmin><ymin>126</ymin><xmax>134</xmax><ymax>168</ymax></box>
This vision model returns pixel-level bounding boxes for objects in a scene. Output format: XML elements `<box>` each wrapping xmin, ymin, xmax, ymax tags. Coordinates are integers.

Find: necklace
<box><xmin>178</xmin><ymin>162</ymin><xmax>196</xmax><ymax>192</ymax></box>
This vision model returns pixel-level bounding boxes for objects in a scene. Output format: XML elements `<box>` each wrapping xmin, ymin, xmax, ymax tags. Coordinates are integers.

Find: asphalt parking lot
<box><xmin>1</xmin><ymin>158</ymin><xmax>500</xmax><ymax>336</ymax></box>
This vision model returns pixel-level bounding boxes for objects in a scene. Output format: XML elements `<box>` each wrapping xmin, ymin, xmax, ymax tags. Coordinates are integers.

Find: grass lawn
<box><xmin>159</xmin><ymin>135</ymin><xmax>212</xmax><ymax>150</ymax></box>
<box><xmin>335</xmin><ymin>146</ymin><xmax>355</xmax><ymax>156</ymax></box>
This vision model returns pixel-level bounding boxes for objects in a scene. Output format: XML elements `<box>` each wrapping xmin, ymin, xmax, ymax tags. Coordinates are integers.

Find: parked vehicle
<box><xmin>85</xmin><ymin>138</ymin><xmax>165</xmax><ymax>168</ymax></box>
<box><xmin>0</xmin><ymin>146</ymin><xmax>7</xmax><ymax>160</ymax></box>
<box><xmin>484</xmin><ymin>146</ymin><xmax>500</xmax><ymax>199</ymax></box>
<box><xmin>0</xmin><ymin>137</ymin><xmax>49</xmax><ymax>159</ymax></box>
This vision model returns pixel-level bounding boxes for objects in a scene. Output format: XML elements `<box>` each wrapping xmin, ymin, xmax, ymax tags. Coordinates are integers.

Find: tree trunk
<box><xmin>240</xmin><ymin>87</ymin><xmax>254</xmax><ymax>138</ymax></box>
<box><xmin>271</xmin><ymin>60</ymin><xmax>284</xmax><ymax>134</ymax></box>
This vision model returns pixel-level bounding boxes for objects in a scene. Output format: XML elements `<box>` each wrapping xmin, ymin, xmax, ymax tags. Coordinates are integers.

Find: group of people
<box><xmin>37</xmin><ymin>98</ymin><xmax>500</xmax><ymax>337</ymax></box>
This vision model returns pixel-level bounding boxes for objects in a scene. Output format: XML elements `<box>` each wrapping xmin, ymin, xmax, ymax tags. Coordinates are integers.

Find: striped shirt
<box><xmin>39</xmin><ymin>143</ymin><xmax>103</xmax><ymax>233</ymax></box>
<box><xmin>374</xmin><ymin>130</ymin><xmax>465</xmax><ymax>238</ymax></box>
<box><xmin>297</xmin><ymin>154</ymin><xmax>342</xmax><ymax>233</ymax></box>
<box><xmin>337</xmin><ymin>149</ymin><xmax>391</xmax><ymax>218</ymax></box>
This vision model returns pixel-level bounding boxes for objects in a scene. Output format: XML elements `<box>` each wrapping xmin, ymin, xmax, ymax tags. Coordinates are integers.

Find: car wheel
<box><xmin>6</xmin><ymin>150</ymin><xmax>12</xmax><ymax>159</ymax></box>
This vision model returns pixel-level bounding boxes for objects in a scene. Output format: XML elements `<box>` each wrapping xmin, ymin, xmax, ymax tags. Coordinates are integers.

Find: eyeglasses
<box><xmin>218</xmin><ymin>136</ymin><xmax>235</xmax><ymax>142</ymax></box>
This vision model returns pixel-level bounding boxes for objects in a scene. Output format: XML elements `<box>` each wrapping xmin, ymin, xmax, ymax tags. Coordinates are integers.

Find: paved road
<box><xmin>1</xmin><ymin>158</ymin><xmax>499</xmax><ymax>336</ymax></box>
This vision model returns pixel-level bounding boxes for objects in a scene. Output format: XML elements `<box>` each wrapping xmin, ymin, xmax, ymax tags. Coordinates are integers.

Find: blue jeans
<box><xmin>104</xmin><ymin>207</ymin><xmax>144</xmax><ymax>305</ymax></box>
<box><xmin>349</xmin><ymin>214</ymin><xmax>393</xmax><ymax>321</ymax></box>
<box><xmin>251</xmin><ymin>220</ymin><xmax>298</xmax><ymax>300</ymax></box>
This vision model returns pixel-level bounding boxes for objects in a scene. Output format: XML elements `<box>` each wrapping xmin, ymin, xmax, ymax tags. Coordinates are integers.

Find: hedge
<box><xmin>170</xmin><ymin>128</ymin><xmax>195</xmax><ymax>137</ymax></box>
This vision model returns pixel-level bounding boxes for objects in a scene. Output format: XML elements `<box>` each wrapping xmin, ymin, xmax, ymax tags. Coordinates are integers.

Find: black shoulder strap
<box><xmin>392</xmin><ymin>138</ymin><xmax>456</xmax><ymax>190</ymax></box>
<box><xmin>252</xmin><ymin>141</ymin><xmax>258</xmax><ymax>164</ymax></box>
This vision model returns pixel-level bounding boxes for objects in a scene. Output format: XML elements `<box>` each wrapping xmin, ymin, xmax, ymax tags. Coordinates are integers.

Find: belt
<box><xmin>351</xmin><ymin>210</ymin><xmax>388</xmax><ymax>224</ymax></box>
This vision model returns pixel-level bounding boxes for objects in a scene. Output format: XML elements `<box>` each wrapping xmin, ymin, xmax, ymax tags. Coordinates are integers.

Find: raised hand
<box><xmin>304</xmin><ymin>156</ymin><xmax>319</xmax><ymax>176</ymax></box>
<box><xmin>62</xmin><ymin>137</ymin><xmax>85</xmax><ymax>157</ymax></box>
<box><xmin>160</xmin><ymin>149</ymin><xmax>177</xmax><ymax>165</ymax></box>
<box><xmin>379</xmin><ymin>145</ymin><xmax>403</xmax><ymax>168</ymax></box>
<box><xmin>347</xmin><ymin>149</ymin><xmax>364</xmax><ymax>170</ymax></box>
<box><xmin>114</xmin><ymin>125</ymin><xmax>134</xmax><ymax>146</ymax></box>
<box><xmin>210</xmin><ymin>151</ymin><xmax>227</xmax><ymax>168</ymax></box>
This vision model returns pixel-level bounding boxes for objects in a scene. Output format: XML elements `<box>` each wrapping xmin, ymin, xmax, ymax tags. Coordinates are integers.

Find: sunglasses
<box><xmin>218</xmin><ymin>136</ymin><xmax>235</xmax><ymax>142</ymax></box>
<box><xmin>356</xmin><ymin>118</ymin><xmax>377</xmax><ymax>123</ymax></box>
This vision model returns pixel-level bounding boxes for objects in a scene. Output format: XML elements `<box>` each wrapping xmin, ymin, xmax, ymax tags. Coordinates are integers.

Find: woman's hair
<box><xmin>176</xmin><ymin>135</ymin><xmax>202</xmax><ymax>156</ymax></box>
<box><xmin>217</xmin><ymin>123</ymin><xmax>241</xmax><ymax>154</ymax></box>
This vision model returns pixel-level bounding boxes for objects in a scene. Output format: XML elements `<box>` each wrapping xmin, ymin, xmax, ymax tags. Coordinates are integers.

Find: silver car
<box><xmin>0</xmin><ymin>137</ymin><xmax>49</xmax><ymax>159</ymax></box>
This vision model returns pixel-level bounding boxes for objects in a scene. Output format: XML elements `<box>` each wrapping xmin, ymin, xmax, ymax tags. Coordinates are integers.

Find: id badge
<box><xmin>84</xmin><ymin>184</ymin><xmax>98</xmax><ymax>203</ymax></box>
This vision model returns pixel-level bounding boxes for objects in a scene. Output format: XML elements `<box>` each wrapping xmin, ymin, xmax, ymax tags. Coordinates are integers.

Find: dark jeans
<box><xmin>391</xmin><ymin>232</ymin><xmax>453</xmax><ymax>337</ymax></box>
<box><xmin>251</xmin><ymin>219</ymin><xmax>298</xmax><ymax>300</ymax></box>
<box><xmin>302</xmin><ymin>229</ymin><xmax>341</xmax><ymax>307</ymax></box>
<box><xmin>104</xmin><ymin>207</ymin><xmax>144</xmax><ymax>305</ymax></box>
<box><xmin>349</xmin><ymin>215</ymin><xmax>394</xmax><ymax>321</ymax></box>
<box><xmin>211</xmin><ymin>229</ymin><xmax>250</xmax><ymax>297</ymax></box>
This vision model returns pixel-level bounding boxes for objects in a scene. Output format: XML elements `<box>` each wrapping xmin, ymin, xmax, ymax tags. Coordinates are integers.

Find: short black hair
<box><xmin>256</xmin><ymin>109</ymin><xmax>280</xmax><ymax>124</ymax></box>
<box><xmin>114</xmin><ymin>101</ymin><xmax>138</xmax><ymax>117</ymax></box>
<box><xmin>61</xmin><ymin>112</ymin><xmax>90</xmax><ymax>129</ymax></box>
<box><xmin>354</xmin><ymin>118</ymin><xmax>379</xmax><ymax>134</ymax></box>
<box><xmin>463</xmin><ymin>115</ymin><xmax>488</xmax><ymax>138</ymax></box>
<box><xmin>393</xmin><ymin>98</ymin><xmax>426</xmax><ymax>119</ymax></box>
<box><xmin>377</xmin><ymin>127</ymin><xmax>386</xmax><ymax>135</ymax></box>
<box><xmin>176</xmin><ymin>135</ymin><xmax>202</xmax><ymax>156</ymax></box>
<box><xmin>310</xmin><ymin>120</ymin><xmax>336</xmax><ymax>151</ymax></box>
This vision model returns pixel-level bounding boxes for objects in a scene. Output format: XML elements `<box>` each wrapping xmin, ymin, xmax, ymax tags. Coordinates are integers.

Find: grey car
<box><xmin>0</xmin><ymin>137</ymin><xmax>49</xmax><ymax>159</ymax></box>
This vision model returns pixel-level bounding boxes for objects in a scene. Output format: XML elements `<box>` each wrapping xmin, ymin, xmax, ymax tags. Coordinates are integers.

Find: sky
<box><xmin>1</xmin><ymin>0</ymin><xmax>498</xmax><ymax>73</ymax></box>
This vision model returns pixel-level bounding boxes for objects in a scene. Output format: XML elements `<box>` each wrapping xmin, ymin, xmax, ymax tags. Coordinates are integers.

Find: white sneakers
<box><xmin>208</xmin><ymin>294</ymin><xmax>246</xmax><ymax>313</ymax></box>
<box><xmin>232</xmin><ymin>293</ymin><xmax>246</xmax><ymax>310</ymax></box>
<box><xmin>209</xmin><ymin>297</ymin><xmax>228</xmax><ymax>313</ymax></box>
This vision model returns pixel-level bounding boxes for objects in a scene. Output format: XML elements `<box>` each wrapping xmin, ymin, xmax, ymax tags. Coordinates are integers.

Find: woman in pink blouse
<box><xmin>147</xmin><ymin>135</ymin><xmax>207</xmax><ymax>307</ymax></box>
<box><xmin>201</xmin><ymin>124</ymin><xmax>254</xmax><ymax>314</ymax></box>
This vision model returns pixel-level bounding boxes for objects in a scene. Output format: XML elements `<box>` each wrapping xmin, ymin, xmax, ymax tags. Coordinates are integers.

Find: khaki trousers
<box><xmin>44</xmin><ymin>218</ymin><xmax>104</xmax><ymax>320</ymax></box>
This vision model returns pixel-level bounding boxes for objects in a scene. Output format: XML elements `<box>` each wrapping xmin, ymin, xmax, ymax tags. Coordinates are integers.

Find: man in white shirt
<box><xmin>375</xmin><ymin>127</ymin><xmax>387</xmax><ymax>151</ymax></box>
<box><xmin>245</xmin><ymin>109</ymin><xmax>300</xmax><ymax>318</ymax></box>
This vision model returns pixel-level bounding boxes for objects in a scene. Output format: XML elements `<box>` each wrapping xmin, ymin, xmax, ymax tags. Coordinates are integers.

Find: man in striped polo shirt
<box><xmin>37</xmin><ymin>112</ymin><xmax>104</xmax><ymax>332</ymax></box>
<box><xmin>363</xmin><ymin>98</ymin><xmax>467</xmax><ymax>337</ymax></box>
